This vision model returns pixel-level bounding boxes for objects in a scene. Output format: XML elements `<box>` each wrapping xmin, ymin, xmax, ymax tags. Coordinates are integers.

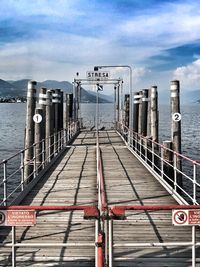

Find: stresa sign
<box><xmin>86</xmin><ymin>71</ymin><xmax>110</xmax><ymax>80</ymax></box>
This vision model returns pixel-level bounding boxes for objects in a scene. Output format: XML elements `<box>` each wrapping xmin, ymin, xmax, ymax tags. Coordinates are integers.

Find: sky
<box><xmin>1</xmin><ymin>0</ymin><xmax>200</xmax><ymax>96</ymax></box>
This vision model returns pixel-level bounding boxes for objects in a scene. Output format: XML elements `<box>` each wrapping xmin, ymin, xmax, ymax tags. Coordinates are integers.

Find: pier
<box><xmin>0</xmin><ymin>74</ymin><xmax>200</xmax><ymax>267</ymax></box>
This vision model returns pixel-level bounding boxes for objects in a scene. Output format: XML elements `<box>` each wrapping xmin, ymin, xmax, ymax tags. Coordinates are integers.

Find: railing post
<box><xmin>193</xmin><ymin>163</ymin><xmax>197</xmax><ymax>204</ymax></box>
<box><xmin>192</xmin><ymin>225</ymin><xmax>196</xmax><ymax>267</ymax></box>
<box><xmin>33</xmin><ymin>143</ymin><xmax>37</xmax><ymax>178</ymax></box>
<box><xmin>42</xmin><ymin>139</ymin><xmax>45</xmax><ymax>168</ymax></box>
<box><xmin>152</xmin><ymin>140</ymin><xmax>155</xmax><ymax>170</ymax></box>
<box><xmin>161</xmin><ymin>146</ymin><xmax>164</xmax><ymax>179</ymax></box>
<box><xmin>12</xmin><ymin>226</ymin><xmax>16</xmax><ymax>267</ymax></box>
<box><xmin>3</xmin><ymin>160</ymin><xmax>7</xmax><ymax>206</ymax></box>
<box><xmin>174</xmin><ymin>153</ymin><xmax>177</xmax><ymax>192</ymax></box>
<box><xmin>109</xmin><ymin>218</ymin><xmax>113</xmax><ymax>267</ymax></box>
<box><xmin>20</xmin><ymin>150</ymin><xmax>25</xmax><ymax>191</ymax></box>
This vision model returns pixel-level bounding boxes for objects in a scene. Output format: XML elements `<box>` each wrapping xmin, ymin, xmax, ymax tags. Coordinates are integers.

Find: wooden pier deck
<box><xmin>0</xmin><ymin>130</ymin><xmax>200</xmax><ymax>266</ymax></box>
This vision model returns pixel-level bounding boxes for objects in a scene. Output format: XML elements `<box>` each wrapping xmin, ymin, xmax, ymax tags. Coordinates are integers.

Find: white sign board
<box><xmin>0</xmin><ymin>210</ymin><xmax>36</xmax><ymax>226</ymax></box>
<box><xmin>172</xmin><ymin>210</ymin><xmax>200</xmax><ymax>226</ymax></box>
<box><xmin>86</xmin><ymin>71</ymin><xmax>110</xmax><ymax>80</ymax></box>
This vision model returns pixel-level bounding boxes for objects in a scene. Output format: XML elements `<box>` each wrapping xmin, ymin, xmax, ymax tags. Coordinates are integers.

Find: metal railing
<box><xmin>108</xmin><ymin>205</ymin><xmax>200</xmax><ymax>267</ymax></box>
<box><xmin>0</xmin><ymin>205</ymin><xmax>99</xmax><ymax>267</ymax></box>
<box><xmin>117</xmin><ymin>123</ymin><xmax>200</xmax><ymax>205</ymax></box>
<box><xmin>0</xmin><ymin>122</ymin><xmax>79</xmax><ymax>206</ymax></box>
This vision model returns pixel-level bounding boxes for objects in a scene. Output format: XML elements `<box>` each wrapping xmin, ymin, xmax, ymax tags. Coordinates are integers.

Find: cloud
<box><xmin>173</xmin><ymin>59</ymin><xmax>200</xmax><ymax>88</ymax></box>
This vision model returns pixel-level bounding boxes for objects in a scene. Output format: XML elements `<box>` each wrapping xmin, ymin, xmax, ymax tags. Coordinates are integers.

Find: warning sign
<box><xmin>172</xmin><ymin>210</ymin><xmax>200</xmax><ymax>226</ymax></box>
<box><xmin>0</xmin><ymin>210</ymin><xmax>36</xmax><ymax>226</ymax></box>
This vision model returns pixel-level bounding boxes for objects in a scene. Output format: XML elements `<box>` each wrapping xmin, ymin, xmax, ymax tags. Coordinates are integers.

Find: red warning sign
<box><xmin>7</xmin><ymin>210</ymin><xmax>36</xmax><ymax>226</ymax></box>
<box><xmin>0</xmin><ymin>210</ymin><xmax>36</xmax><ymax>226</ymax></box>
<box><xmin>188</xmin><ymin>210</ymin><xmax>200</xmax><ymax>225</ymax></box>
<box><xmin>172</xmin><ymin>210</ymin><xmax>200</xmax><ymax>226</ymax></box>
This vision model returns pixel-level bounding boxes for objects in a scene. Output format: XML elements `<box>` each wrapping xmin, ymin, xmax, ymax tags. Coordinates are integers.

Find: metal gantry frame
<box><xmin>73</xmin><ymin>78</ymin><xmax>123</xmax><ymax>130</ymax></box>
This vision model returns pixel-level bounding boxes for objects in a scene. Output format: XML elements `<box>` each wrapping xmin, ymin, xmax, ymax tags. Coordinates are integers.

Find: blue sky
<box><xmin>1</xmin><ymin>0</ymin><xmax>200</xmax><ymax>94</ymax></box>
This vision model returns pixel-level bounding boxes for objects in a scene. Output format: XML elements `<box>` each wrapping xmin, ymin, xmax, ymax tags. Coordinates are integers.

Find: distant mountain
<box><xmin>0</xmin><ymin>79</ymin><xmax>111</xmax><ymax>103</ymax></box>
<box><xmin>0</xmin><ymin>79</ymin><xmax>20</xmax><ymax>96</ymax></box>
<box><xmin>87</xmin><ymin>89</ymin><xmax>114</xmax><ymax>102</ymax></box>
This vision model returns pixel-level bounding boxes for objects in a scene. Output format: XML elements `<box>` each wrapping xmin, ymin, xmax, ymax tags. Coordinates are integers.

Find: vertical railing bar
<box><xmin>152</xmin><ymin>141</ymin><xmax>155</xmax><ymax>170</ymax></box>
<box><xmin>174</xmin><ymin>153</ymin><xmax>177</xmax><ymax>192</ymax></box>
<box><xmin>33</xmin><ymin>144</ymin><xmax>37</xmax><ymax>178</ymax></box>
<box><xmin>12</xmin><ymin>226</ymin><xmax>16</xmax><ymax>267</ymax></box>
<box><xmin>20</xmin><ymin>151</ymin><xmax>24</xmax><ymax>191</ymax></box>
<box><xmin>95</xmin><ymin>219</ymin><xmax>98</xmax><ymax>267</ymax></box>
<box><xmin>109</xmin><ymin>218</ymin><xmax>113</xmax><ymax>267</ymax></box>
<box><xmin>193</xmin><ymin>163</ymin><xmax>197</xmax><ymax>204</ymax></box>
<box><xmin>42</xmin><ymin>139</ymin><xmax>45</xmax><ymax>168</ymax></box>
<box><xmin>192</xmin><ymin>225</ymin><xmax>196</xmax><ymax>267</ymax></box>
<box><xmin>161</xmin><ymin>146</ymin><xmax>164</xmax><ymax>179</ymax></box>
<box><xmin>3</xmin><ymin>160</ymin><xmax>7</xmax><ymax>206</ymax></box>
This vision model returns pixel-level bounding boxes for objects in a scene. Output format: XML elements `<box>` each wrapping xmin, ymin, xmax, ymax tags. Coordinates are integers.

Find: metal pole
<box><xmin>192</xmin><ymin>226</ymin><xmax>196</xmax><ymax>267</ymax></box>
<box><xmin>34</xmin><ymin>108</ymin><xmax>44</xmax><ymax>172</ymax></box>
<box><xmin>24</xmin><ymin>80</ymin><xmax>37</xmax><ymax>183</ymax></box>
<box><xmin>109</xmin><ymin>219</ymin><xmax>113</xmax><ymax>267</ymax></box>
<box><xmin>170</xmin><ymin>80</ymin><xmax>183</xmax><ymax>191</ymax></box>
<box><xmin>3</xmin><ymin>160</ymin><xmax>7</xmax><ymax>206</ymax></box>
<box><xmin>20</xmin><ymin>150</ymin><xmax>25</xmax><ymax>191</ymax></box>
<box><xmin>12</xmin><ymin>226</ymin><xmax>16</xmax><ymax>267</ymax></box>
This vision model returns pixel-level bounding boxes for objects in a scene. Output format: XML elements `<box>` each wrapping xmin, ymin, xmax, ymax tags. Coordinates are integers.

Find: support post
<box><xmin>63</xmin><ymin>93</ymin><xmax>69</xmax><ymax>145</ymax></box>
<box><xmin>24</xmin><ymin>80</ymin><xmax>37</xmax><ymax>183</ymax></box>
<box><xmin>138</xmin><ymin>91</ymin><xmax>143</xmax><ymax>135</ymax></box>
<box><xmin>147</xmin><ymin>89</ymin><xmax>151</xmax><ymax>137</ymax></box>
<box><xmin>116</xmin><ymin>83</ymin><xmax>120</xmax><ymax>126</ymax></box>
<box><xmin>124</xmin><ymin>94</ymin><xmax>130</xmax><ymax>128</ymax></box>
<box><xmin>141</xmin><ymin>89</ymin><xmax>149</xmax><ymax>137</ymax></box>
<box><xmin>170</xmin><ymin>80</ymin><xmax>183</xmax><ymax>191</ymax></box>
<box><xmin>34</xmin><ymin>108</ymin><xmax>44</xmax><ymax>173</ymax></box>
<box><xmin>53</xmin><ymin>89</ymin><xmax>61</xmax><ymax>154</ymax></box>
<box><xmin>114</xmin><ymin>85</ymin><xmax>117</xmax><ymax>128</ymax></box>
<box><xmin>45</xmin><ymin>90</ymin><xmax>53</xmax><ymax>162</ymax></box>
<box><xmin>150</xmin><ymin>86</ymin><xmax>159</xmax><ymax>142</ymax></box>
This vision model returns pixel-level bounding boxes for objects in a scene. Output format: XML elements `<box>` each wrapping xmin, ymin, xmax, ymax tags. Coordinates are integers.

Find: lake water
<box><xmin>0</xmin><ymin>103</ymin><xmax>199</xmax><ymax>162</ymax></box>
<box><xmin>0</xmin><ymin>102</ymin><xmax>199</xmax><ymax>203</ymax></box>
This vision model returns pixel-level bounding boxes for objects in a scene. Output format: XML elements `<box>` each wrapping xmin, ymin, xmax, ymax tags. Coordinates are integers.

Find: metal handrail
<box><xmin>0</xmin><ymin>122</ymin><xmax>79</xmax><ymax>206</ymax></box>
<box><xmin>0</xmin><ymin>205</ymin><xmax>99</xmax><ymax>267</ymax></box>
<box><xmin>117</xmin><ymin>122</ymin><xmax>200</xmax><ymax>205</ymax></box>
<box><xmin>108</xmin><ymin>205</ymin><xmax>200</xmax><ymax>267</ymax></box>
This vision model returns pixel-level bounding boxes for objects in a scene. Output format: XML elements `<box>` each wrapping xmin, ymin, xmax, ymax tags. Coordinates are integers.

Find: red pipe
<box><xmin>97</xmin><ymin>232</ymin><xmax>104</xmax><ymax>267</ymax></box>
<box><xmin>111</xmin><ymin>204</ymin><xmax>200</xmax><ymax>217</ymax></box>
<box><xmin>0</xmin><ymin>205</ymin><xmax>99</xmax><ymax>219</ymax></box>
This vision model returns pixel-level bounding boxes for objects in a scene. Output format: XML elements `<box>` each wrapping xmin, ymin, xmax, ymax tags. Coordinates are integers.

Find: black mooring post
<box><xmin>141</xmin><ymin>89</ymin><xmax>149</xmax><ymax>137</ymax></box>
<box><xmin>24</xmin><ymin>80</ymin><xmax>37</xmax><ymax>183</ymax></box>
<box><xmin>170</xmin><ymin>80</ymin><xmax>183</xmax><ymax>193</ymax></box>
<box><xmin>133</xmin><ymin>92</ymin><xmax>140</xmax><ymax>151</ymax></box>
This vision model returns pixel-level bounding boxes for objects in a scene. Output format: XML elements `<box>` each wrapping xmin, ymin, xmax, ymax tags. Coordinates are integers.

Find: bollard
<box><xmin>138</xmin><ymin>91</ymin><xmax>143</xmax><ymax>135</ymax></box>
<box><xmin>45</xmin><ymin>90</ymin><xmax>53</xmax><ymax>162</ymax></box>
<box><xmin>141</xmin><ymin>89</ymin><xmax>149</xmax><ymax>137</ymax></box>
<box><xmin>34</xmin><ymin>108</ymin><xmax>44</xmax><ymax>173</ymax></box>
<box><xmin>38</xmin><ymin>87</ymin><xmax>47</xmax><ymax>142</ymax></box>
<box><xmin>53</xmin><ymin>89</ymin><xmax>61</xmax><ymax>154</ymax></box>
<box><xmin>150</xmin><ymin>86</ymin><xmax>159</xmax><ymax>142</ymax></box>
<box><xmin>133</xmin><ymin>92</ymin><xmax>140</xmax><ymax>151</ymax></box>
<box><xmin>124</xmin><ymin>94</ymin><xmax>130</xmax><ymax>128</ymax></box>
<box><xmin>170</xmin><ymin>80</ymin><xmax>183</xmax><ymax>192</ymax></box>
<box><xmin>24</xmin><ymin>80</ymin><xmax>37</xmax><ymax>183</ymax></box>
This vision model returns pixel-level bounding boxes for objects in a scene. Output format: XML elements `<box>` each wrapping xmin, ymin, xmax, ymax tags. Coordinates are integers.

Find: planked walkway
<box><xmin>0</xmin><ymin>130</ymin><xmax>200</xmax><ymax>266</ymax></box>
